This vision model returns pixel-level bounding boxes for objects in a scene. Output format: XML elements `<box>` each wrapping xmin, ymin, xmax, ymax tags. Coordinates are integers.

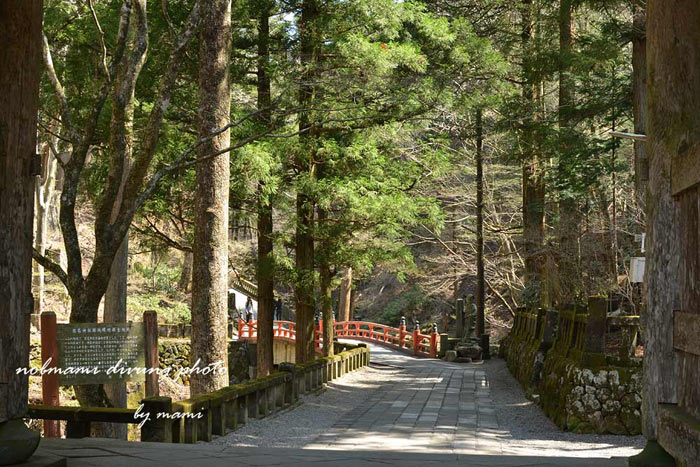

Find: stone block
<box><xmin>621</xmin><ymin>407</ymin><xmax>641</xmax><ymax>435</ymax></box>
<box><xmin>602</xmin><ymin>399</ymin><xmax>621</xmax><ymax>416</ymax></box>
<box><xmin>445</xmin><ymin>351</ymin><xmax>457</xmax><ymax>362</ymax></box>
<box><xmin>602</xmin><ymin>415</ymin><xmax>627</xmax><ymax>435</ymax></box>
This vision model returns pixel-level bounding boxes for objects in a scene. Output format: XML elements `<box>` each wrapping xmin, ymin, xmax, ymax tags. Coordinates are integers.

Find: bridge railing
<box><xmin>334</xmin><ymin>319</ymin><xmax>439</xmax><ymax>358</ymax></box>
<box><xmin>238</xmin><ymin>319</ymin><xmax>297</xmax><ymax>341</ymax></box>
<box><xmin>239</xmin><ymin>318</ymin><xmax>440</xmax><ymax>358</ymax></box>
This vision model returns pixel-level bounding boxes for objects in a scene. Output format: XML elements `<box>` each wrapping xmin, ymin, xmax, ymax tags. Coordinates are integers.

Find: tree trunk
<box><xmin>190</xmin><ymin>0</ymin><xmax>231</xmax><ymax>395</ymax></box>
<box><xmin>0</xmin><ymin>0</ymin><xmax>42</xmax><ymax>425</ymax></box>
<box><xmin>178</xmin><ymin>251</ymin><xmax>193</xmax><ymax>292</ymax></box>
<box><xmin>475</xmin><ymin>109</ymin><xmax>485</xmax><ymax>338</ymax></box>
<box><xmin>102</xmin><ymin>236</ymin><xmax>128</xmax><ymax>439</ymax></box>
<box><xmin>349</xmin><ymin>288</ymin><xmax>356</xmax><ymax>321</ymax></box>
<box><xmin>294</xmin><ymin>194</ymin><xmax>316</xmax><ymax>363</ymax></box>
<box><xmin>33</xmin><ymin>198</ymin><xmax>46</xmax><ymax>315</ymax></box>
<box><xmin>256</xmin><ymin>1</ymin><xmax>275</xmax><ymax>377</ymax></box>
<box><xmin>338</xmin><ymin>267</ymin><xmax>352</xmax><ymax>322</ymax></box>
<box><xmin>33</xmin><ymin>139</ymin><xmax>58</xmax><ymax>316</ymax></box>
<box><xmin>520</xmin><ymin>0</ymin><xmax>545</xmax><ymax>307</ymax></box>
<box><xmin>294</xmin><ymin>0</ymin><xmax>319</xmax><ymax>364</ymax></box>
<box><xmin>557</xmin><ymin>0</ymin><xmax>580</xmax><ymax>306</ymax></box>
<box><xmin>632</xmin><ymin>0</ymin><xmax>647</xmax><ymax>207</ymax></box>
<box><xmin>317</xmin><ymin>208</ymin><xmax>334</xmax><ymax>357</ymax></box>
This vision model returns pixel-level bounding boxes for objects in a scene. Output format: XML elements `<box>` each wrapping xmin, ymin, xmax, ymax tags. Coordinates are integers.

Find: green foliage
<box><xmin>378</xmin><ymin>285</ymin><xmax>427</xmax><ymax>326</ymax></box>
<box><xmin>39</xmin><ymin>0</ymin><xmax>642</xmax><ymax>327</ymax></box>
<box><xmin>126</xmin><ymin>294</ymin><xmax>191</xmax><ymax>325</ymax></box>
<box><xmin>132</xmin><ymin>262</ymin><xmax>180</xmax><ymax>295</ymax></box>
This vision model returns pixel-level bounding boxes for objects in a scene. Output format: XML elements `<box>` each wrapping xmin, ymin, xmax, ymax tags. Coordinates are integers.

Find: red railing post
<box><xmin>399</xmin><ymin>316</ymin><xmax>406</xmax><ymax>348</ymax></box>
<box><xmin>430</xmin><ymin>322</ymin><xmax>438</xmax><ymax>358</ymax></box>
<box><xmin>41</xmin><ymin>312</ymin><xmax>60</xmax><ymax>438</ymax></box>
<box><xmin>315</xmin><ymin>319</ymin><xmax>320</xmax><ymax>349</ymax></box>
<box><xmin>238</xmin><ymin>318</ymin><xmax>243</xmax><ymax>338</ymax></box>
<box><xmin>413</xmin><ymin>320</ymin><xmax>420</xmax><ymax>355</ymax></box>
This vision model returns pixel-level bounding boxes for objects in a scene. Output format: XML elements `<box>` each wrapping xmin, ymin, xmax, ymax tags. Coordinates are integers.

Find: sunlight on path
<box><xmin>212</xmin><ymin>340</ymin><xmax>643</xmax><ymax>459</ymax></box>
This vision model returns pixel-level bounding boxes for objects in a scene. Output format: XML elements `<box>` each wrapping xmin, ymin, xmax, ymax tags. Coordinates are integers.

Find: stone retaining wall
<box><xmin>500</xmin><ymin>299</ymin><xmax>642</xmax><ymax>435</ymax></box>
<box><xmin>539</xmin><ymin>353</ymin><xmax>641</xmax><ymax>435</ymax></box>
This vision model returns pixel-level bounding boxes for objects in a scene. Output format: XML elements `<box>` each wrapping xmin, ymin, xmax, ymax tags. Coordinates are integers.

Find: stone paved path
<box><xmin>306</xmin><ymin>343</ymin><xmax>500</xmax><ymax>454</ymax></box>
<box><xmin>34</xmin><ymin>341</ymin><xmax>642</xmax><ymax>466</ymax></box>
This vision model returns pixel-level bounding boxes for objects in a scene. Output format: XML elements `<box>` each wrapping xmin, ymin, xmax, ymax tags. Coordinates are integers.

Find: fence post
<box><xmin>413</xmin><ymin>320</ymin><xmax>420</xmax><ymax>355</ymax></box>
<box><xmin>430</xmin><ymin>323</ymin><xmax>438</xmax><ymax>358</ymax></box>
<box><xmin>40</xmin><ymin>312</ymin><xmax>60</xmax><ymax>438</ymax></box>
<box><xmin>144</xmin><ymin>310</ymin><xmax>159</xmax><ymax>397</ymax></box>
<box><xmin>141</xmin><ymin>396</ymin><xmax>173</xmax><ymax>442</ymax></box>
<box><xmin>399</xmin><ymin>316</ymin><xmax>406</xmax><ymax>348</ymax></box>
<box><xmin>280</xmin><ymin>362</ymin><xmax>297</xmax><ymax>403</ymax></box>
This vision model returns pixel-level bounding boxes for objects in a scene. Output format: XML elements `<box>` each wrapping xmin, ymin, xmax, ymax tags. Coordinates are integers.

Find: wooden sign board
<box><xmin>56</xmin><ymin>322</ymin><xmax>145</xmax><ymax>385</ymax></box>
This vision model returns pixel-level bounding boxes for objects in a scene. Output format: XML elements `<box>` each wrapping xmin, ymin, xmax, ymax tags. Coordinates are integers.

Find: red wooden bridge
<box><xmin>237</xmin><ymin>318</ymin><xmax>440</xmax><ymax>358</ymax></box>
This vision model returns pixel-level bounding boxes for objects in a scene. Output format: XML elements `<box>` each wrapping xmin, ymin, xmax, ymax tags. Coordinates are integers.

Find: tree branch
<box><xmin>87</xmin><ymin>0</ymin><xmax>110</xmax><ymax>80</ymax></box>
<box><xmin>42</xmin><ymin>34</ymin><xmax>78</xmax><ymax>142</ymax></box>
<box><xmin>33</xmin><ymin>249</ymin><xmax>69</xmax><ymax>289</ymax></box>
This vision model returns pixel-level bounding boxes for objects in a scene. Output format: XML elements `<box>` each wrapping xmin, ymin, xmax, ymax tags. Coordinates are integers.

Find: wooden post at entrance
<box><xmin>144</xmin><ymin>311</ymin><xmax>159</xmax><ymax>397</ymax></box>
<box><xmin>40</xmin><ymin>312</ymin><xmax>60</xmax><ymax>437</ymax></box>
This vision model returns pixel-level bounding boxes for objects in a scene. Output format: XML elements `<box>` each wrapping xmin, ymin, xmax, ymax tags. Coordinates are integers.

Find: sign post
<box><xmin>40</xmin><ymin>312</ymin><xmax>60</xmax><ymax>437</ymax></box>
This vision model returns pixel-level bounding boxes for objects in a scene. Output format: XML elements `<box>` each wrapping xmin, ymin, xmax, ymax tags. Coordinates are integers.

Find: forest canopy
<box><xmin>34</xmin><ymin>0</ymin><xmax>643</xmax><ymax>382</ymax></box>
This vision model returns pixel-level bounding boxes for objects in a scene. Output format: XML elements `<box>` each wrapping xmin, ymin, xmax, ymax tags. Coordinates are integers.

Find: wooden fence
<box><xmin>509</xmin><ymin>296</ymin><xmax>641</xmax><ymax>365</ymax></box>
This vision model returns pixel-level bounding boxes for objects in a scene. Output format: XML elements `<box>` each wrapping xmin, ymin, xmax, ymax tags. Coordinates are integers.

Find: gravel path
<box><xmin>210</xmin><ymin>341</ymin><xmax>643</xmax><ymax>460</ymax></box>
<box><xmin>485</xmin><ymin>357</ymin><xmax>645</xmax><ymax>458</ymax></box>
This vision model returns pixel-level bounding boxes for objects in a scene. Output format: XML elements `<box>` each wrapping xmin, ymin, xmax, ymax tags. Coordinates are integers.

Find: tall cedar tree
<box><xmin>191</xmin><ymin>0</ymin><xmax>232</xmax><ymax>394</ymax></box>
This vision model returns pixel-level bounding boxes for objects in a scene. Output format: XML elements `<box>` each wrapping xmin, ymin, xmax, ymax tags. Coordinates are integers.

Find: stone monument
<box><xmin>455</xmin><ymin>295</ymin><xmax>482</xmax><ymax>361</ymax></box>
